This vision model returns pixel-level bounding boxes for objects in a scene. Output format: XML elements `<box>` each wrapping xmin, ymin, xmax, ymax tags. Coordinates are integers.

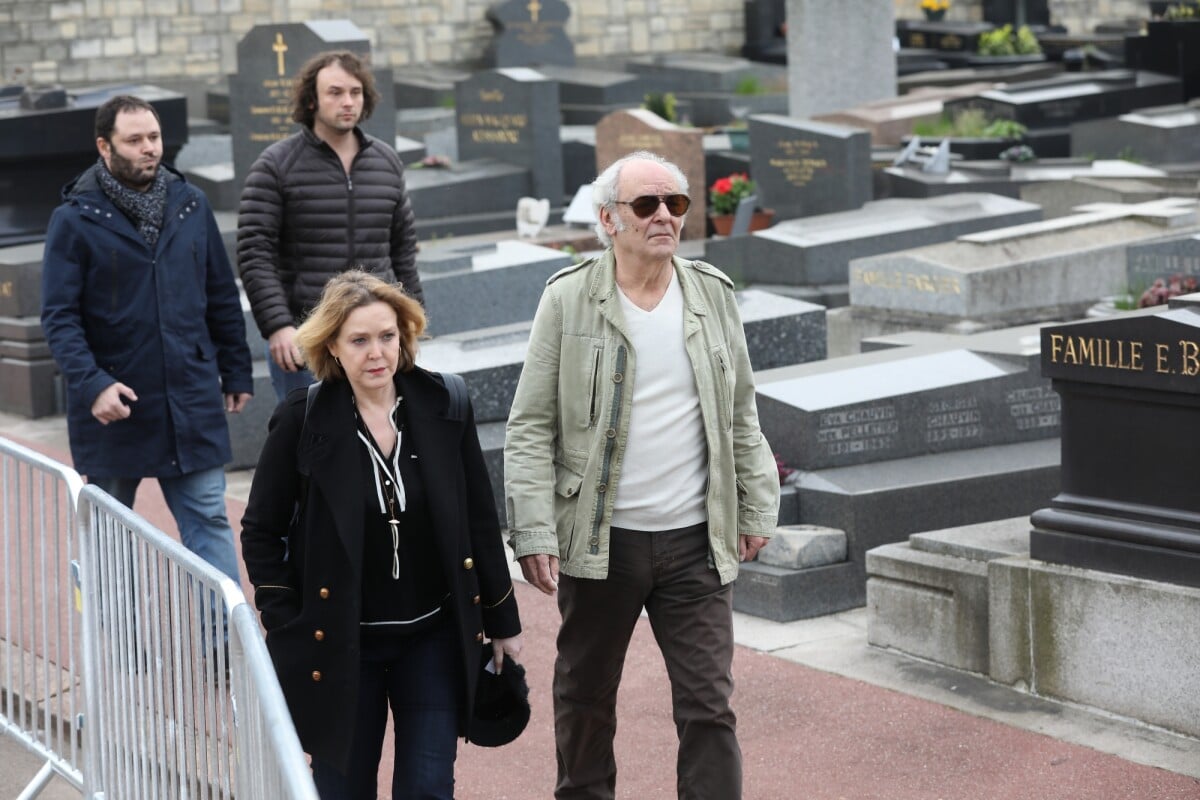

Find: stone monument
<box><xmin>483</xmin><ymin>0</ymin><xmax>574</xmax><ymax>68</ymax></box>
<box><xmin>455</xmin><ymin>68</ymin><xmax>565</xmax><ymax>204</ymax></box>
<box><xmin>785</xmin><ymin>0</ymin><xmax>897</xmax><ymax>118</ymax></box>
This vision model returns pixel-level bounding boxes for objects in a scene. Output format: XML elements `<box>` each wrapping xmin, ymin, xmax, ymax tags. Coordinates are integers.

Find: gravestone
<box><xmin>623</xmin><ymin>53</ymin><xmax>761</xmax><ymax>95</ymax></box>
<box><xmin>705</xmin><ymin>192</ymin><xmax>1042</xmax><ymax>288</ymax></box>
<box><xmin>594</xmin><ymin>109</ymin><xmax>706</xmax><ymax>241</ymax></box>
<box><xmin>1033</xmin><ymin>299</ymin><xmax>1200</xmax><ymax>587</ymax></box>
<box><xmin>896</xmin><ymin>20</ymin><xmax>995</xmax><ymax>53</ymax></box>
<box><xmin>735</xmin><ymin>323</ymin><xmax>1062</xmax><ymax>620</ymax></box>
<box><xmin>536</xmin><ymin>65</ymin><xmax>645</xmax><ymax>125</ymax></box>
<box><xmin>483</xmin><ymin>0</ymin><xmax>574</xmax><ymax>68</ymax></box>
<box><xmin>785</xmin><ymin>0</ymin><xmax>896</xmax><ymax>118</ymax></box>
<box><xmin>1126</xmin><ymin>234</ymin><xmax>1200</xmax><ymax>293</ymax></box>
<box><xmin>419</xmin><ymin>240</ymin><xmax>571</xmax><ymax>335</ymax></box>
<box><xmin>884</xmin><ymin>157</ymin><xmax>1167</xmax><ymax>200</ymax></box>
<box><xmin>1071</xmin><ymin>102</ymin><xmax>1200</xmax><ymax>165</ymax></box>
<box><xmin>1125</xmin><ymin>20</ymin><xmax>1200</xmax><ymax>102</ymax></box>
<box><xmin>229</xmin><ymin>21</ymin><xmax>396</xmax><ymax>192</ymax></box>
<box><xmin>455</xmin><ymin>69</ymin><xmax>565</xmax><ymax>204</ymax></box>
<box><xmin>0</xmin><ymin>242</ymin><xmax>57</xmax><ymax>417</ymax></box>
<box><xmin>742</xmin><ymin>0</ymin><xmax>788</xmax><ymax>64</ymax></box>
<box><xmin>748</xmin><ymin>115</ymin><xmax>872</xmax><ymax>221</ymax></box>
<box><xmin>983</xmin><ymin>0</ymin><xmax>1050</xmax><ymax>25</ymax></box>
<box><xmin>942</xmin><ymin>70</ymin><xmax>1183</xmax><ymax>130</ymax></box>
<box><xmin>0</xmin><ymin>84</ymin><xmax>187</xmax><ymax>246</ymax></box>
<box><xmin>848</xmin><ymin>198</ymin><xmax>1200</xmax><ymax>327</ymax></box>
<box><xmin>813</xmin><ymin>83</ymin><xmax>998</xmax><ymax>146</ymax></box>
<box><xmin>1020</xmin><ymin>176</ymin><xmax>1200</xmax><ymax>220</ymax></box>
<box><xmin>406</xmin><ymin>160</ymin><xmax>531</xmax><ymax>219</ymax></box>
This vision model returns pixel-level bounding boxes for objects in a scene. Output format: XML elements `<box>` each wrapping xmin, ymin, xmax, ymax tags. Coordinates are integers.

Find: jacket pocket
<box><xmin>553</xmin><ymin>461</ymin><xmax>584</xmax><ymax>558</ymax></box>
<box><xmin>712</xmin><ymin>345</ymin><xmax>734</xmax><ymax>431</ymax></box>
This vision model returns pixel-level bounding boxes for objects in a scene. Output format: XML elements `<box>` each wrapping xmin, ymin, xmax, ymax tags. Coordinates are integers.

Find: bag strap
<box><xmin>442</xmin><ymin>372</ymin><xmax>467</xmax><ymax>422</ymax></box>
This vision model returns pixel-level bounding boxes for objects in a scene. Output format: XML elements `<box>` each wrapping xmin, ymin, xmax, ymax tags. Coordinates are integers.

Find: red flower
<box><xmin>711</xmin><ymin>177</ymin><xmax>733</xmax><ymax>195</ymax></box>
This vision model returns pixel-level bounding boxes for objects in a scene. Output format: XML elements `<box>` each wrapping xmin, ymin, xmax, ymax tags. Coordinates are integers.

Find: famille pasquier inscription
<box><xmin>460</xmin><ymin>90</ymin><xmax>527</xmax><ymax>145</ymax></box>
<box><xmin>769</xmin><ymin>138</ymin><xmax>829</xmax><ymax>189</ymax></box>
<box><xmin>249</xmin><ymin>33</ymin><xmax>295</xmax><ymax>145</ymax></box>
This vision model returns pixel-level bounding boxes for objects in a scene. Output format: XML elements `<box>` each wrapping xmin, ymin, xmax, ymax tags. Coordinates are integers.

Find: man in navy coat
<box><xmin>41</xmin><ymin>95</ymin><xmax>253</xmax><ymax>588</ymax></box>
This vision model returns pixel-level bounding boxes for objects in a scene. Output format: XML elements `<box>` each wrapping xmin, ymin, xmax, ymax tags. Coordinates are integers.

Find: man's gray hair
<box><xmin>591</xmin><ymin>151</ymin><xmax>689</xmax><ymax>247</ymax></box>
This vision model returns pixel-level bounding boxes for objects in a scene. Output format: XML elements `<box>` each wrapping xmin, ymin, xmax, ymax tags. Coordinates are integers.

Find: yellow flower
<box><xmin>920</xmin><ymin>0</ymin><xmax>950</xmax><ymax>10</ymax></box>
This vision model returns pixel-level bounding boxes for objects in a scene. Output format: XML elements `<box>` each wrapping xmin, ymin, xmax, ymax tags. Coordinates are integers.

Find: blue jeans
<box><xmin>311</xmin><ymin>620</ymin><xmax>462</xmax><ymax>800</ymax></box>
<box><xmin>266</xmin><ymin>343</ymin><xmax>315</xmax><ymax>402</ymax></box>
<box><xmin>90</xmin><ymin>467</ymin><xmax>241</xmax><ymax>586</ymax></box>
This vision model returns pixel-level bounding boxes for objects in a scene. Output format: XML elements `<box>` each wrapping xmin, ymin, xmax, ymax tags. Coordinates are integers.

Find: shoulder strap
<box><xmin>305</xmin><ymin>380</ymin><xmax>322</xmax><ymax>427</ymax></box>
<box><xmin>442</xmin><ymin>372</ymin><xmax>467</xmax><ymax>422</ymax></box>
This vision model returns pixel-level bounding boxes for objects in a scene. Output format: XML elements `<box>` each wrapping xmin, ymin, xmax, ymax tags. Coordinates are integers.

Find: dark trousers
<box><xmin>310</xmin><ymin>619</ymin><xmax>462</xmax><ymax>800</ymax></box>
<box><xmin>553</xmin><ymin>523</ymin><xmax>741</xmax><ymax>800</ymax></box>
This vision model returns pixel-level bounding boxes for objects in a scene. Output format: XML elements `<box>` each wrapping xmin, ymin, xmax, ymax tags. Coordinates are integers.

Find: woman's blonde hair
<box><xmin>294</xmin><ymin>270</ymin><xmax>426</xmax><ymax>381</ymax></box>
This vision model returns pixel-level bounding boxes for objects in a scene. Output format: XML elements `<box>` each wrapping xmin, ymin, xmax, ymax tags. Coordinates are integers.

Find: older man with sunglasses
<box><xmin>504</xmin><ymin>151</ymin><xmax>780</xmax><ymax>800</ymax></box>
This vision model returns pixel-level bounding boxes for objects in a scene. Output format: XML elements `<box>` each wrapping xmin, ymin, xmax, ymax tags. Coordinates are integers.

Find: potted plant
<box><xmin>920</xmin><ymin>0</ymin><xmax>950</xmax><ymax>21</ymax></box>
<box><xmin>707</xmin><ymin>172</ymin><xmax>773</xmax><ymax>236</ymax></box>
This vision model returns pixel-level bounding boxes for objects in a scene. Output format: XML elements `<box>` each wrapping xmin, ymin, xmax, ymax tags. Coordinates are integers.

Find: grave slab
<box><xmin>706</xmin><ymin>193</ymin><xmax>1042</xmax><ymax>288</ymax></box>
<box><xmin>1019</xmin><ymin>176</ymin><xmax>1200</xmax><ymax>219</ymax></box>
<box><xmin>848</xmin><ymin>197</ymin><xmax>1200</xmax><ymax>326</ymax></box>
<box><xmin>1070</xmin><ymin>101</ymin><xmax>1200</xmax><ymax>165</ymax></box>
<box><xmin>814</xmin><ymin>84</ymin><xmax>998</xmax><ymax>147</ymax></box>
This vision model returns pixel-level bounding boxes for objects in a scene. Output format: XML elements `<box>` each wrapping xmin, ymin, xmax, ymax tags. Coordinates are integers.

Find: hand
<box><xmin>490</xmin><ymin>633</ymin><xmax>524</xmax><ymax>674</ymax></box>
<box><xmin>224</xmin><ymin>392</ymin><xmax>252</xmax><ymax>413</ymax></box>
<box><xmin>268</xmin><ymin>326</ymin><xmax>304</xmax><ymax>373</ymax></box>
<box><xmin>518</xmin><ymin>553</ymin><xmax>559</xmax><ymax>595</ymax></box>
<box><xmin>739</xmin><ymin>534</ymin><xmax>767</xmax><ymax>562</ymax></box>
<box><xmin>91</xmin><ymin>382</ymin><xmax>138</xmax><ymax>424</ymax></box>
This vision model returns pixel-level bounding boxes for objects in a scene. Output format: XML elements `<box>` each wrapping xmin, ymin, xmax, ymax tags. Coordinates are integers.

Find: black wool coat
<box><xmin>240</xmin><ymin>369</ymin><xmax>521</xmax><ymax>770</ymax></box>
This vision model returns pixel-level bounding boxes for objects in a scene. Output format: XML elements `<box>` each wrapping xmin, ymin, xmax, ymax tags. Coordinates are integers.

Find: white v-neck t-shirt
<box><xmin>612</xmin><ymin>271</ymin><xmax>708</xmax><ymax>530</ymax></box>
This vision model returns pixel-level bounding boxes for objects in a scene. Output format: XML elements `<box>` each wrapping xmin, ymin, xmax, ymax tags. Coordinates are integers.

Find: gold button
<box><xmin>318</xmin><ymin>587</ymin><xmax>330</xmax><ymax>599</ymax></box>
<box><xmin>475</xmin><ymin>631</ymin><xmax>484</xmax><ymax>642</ymax></box>
<box><xmin>311</xmin><ymin>671</ymin><xmax>322</xmax><ymax>682</ymax></box>
<box><xmin>472</xmin><ymin>595</ymin><xmax>481</xmax><ymax>605</ymax></box>
<box><xmin>314</xmin><ymin>629</ymin><xmax>325</xmax><ymax>641</ymax></box>
<box><xmin>463</xmin><ymin>558</ymin><xmax>475</xmax><ymax>570</ymax></box>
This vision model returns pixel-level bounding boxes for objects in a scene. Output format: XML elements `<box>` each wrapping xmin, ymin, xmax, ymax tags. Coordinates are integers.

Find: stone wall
<box><xmin>0</xmin><ymin>0</ymin><xmax>1152</xmax><ymax>89</ymax></box>
<box><xmin>0</xmin><ymin>0</ymin><xmax>746</xmax><ymax>87</ymax></box>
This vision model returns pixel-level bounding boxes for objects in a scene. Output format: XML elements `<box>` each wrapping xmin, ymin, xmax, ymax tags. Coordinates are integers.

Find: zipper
<box><xmin>346</xmin><ymin>173</ymin><xmax>356</xmax><ymax>265</ymax></box>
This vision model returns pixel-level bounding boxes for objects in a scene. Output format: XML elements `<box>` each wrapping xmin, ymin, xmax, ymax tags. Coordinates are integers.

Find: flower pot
<box><xmin>709</xmin><ymin>209</ymin><xmax>775</xmax><ymax>236</ymax></box>
<box><xmin>923</xmin><ymin>9</ymin><xmax>946</xmax><ymax>21</ymax></box>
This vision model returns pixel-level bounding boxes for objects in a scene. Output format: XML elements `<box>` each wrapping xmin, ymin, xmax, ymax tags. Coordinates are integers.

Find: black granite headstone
<box><xmin>1126</xmin><ymin>234</ymin><xmax>1200</xmax><ymax>293</ymax></box>
<box><xmin>229</xmin><ymin>20</ymin><xmax>396</xmax><ymax>191</ymax></box>
<box><xmin>1125</xmin><ymin>20</ymin><xmax>1200</xmax><ymax>103</ymax></box>
<box><xmin>742</xmin><ymin>0</ymin><xmax>788</xmax><ymax>64</ymax></box>
<box><xmin>1033</xmin><ymin>301</ymin><xmax>1200</xmax><ymax>588</ymax></box>
<box><xmin>982</xmin><ymin>0</ymin><xmax>1050</xmax><ymax>25</ymax></box>
<box><xmin>483</xmin><ymin>0</ymin><xmax>574</xmax><ymax>68</ymax></box>
<box><xmin>748</xmin><ymin>115</ymin><xmax>872</xmax><ymax>221</ymax></box>
<box><xmin>896</xmin><ymin>21</ymin><xmax>995</xmax><ymax>53</ymax></box>
<box><xmin>455</xmin><ymin>69</ymin><xmax>564</xmax><ymax>204</ymax></box>
<box><xmin>0</xmin><ymin>84</ymin><xmax>187</xmax><ymax>246</ymax></box>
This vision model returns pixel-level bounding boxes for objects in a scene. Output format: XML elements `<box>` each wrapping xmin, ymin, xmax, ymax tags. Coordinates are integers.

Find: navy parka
<box><xmin>40</xmin><ymin>163</ymin><xmax>253</xmax><ymax>478</ymax></box>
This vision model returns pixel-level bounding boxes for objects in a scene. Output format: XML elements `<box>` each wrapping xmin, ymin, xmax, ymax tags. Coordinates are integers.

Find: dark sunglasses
<box><xmin>616</xmin><ymin>194</ymin><xmax>691</xmax><ymax>218</ymax></box>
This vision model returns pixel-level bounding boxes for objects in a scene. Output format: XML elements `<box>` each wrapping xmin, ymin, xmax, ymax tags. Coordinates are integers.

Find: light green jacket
<box><xmin>504</xmin><ymin>249</ymin><xmax>780</xmax><ymax>585</ymax></box>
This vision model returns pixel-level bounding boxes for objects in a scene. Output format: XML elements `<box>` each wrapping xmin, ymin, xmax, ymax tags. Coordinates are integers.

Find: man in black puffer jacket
<box><xmin>237</xmin><ymin>50</ymin><xmax>425</xmax><ymax>401</ymax></box>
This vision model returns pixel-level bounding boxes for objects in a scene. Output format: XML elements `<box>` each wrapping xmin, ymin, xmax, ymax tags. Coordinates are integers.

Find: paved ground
<box><xmin>2</xmin><ymin>411</ymin><xmax>1198</xmax><ymax>799</ymax></box>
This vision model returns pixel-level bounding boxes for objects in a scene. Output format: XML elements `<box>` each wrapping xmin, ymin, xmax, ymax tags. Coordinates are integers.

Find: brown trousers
<box><xmin>553</xmin><ymin>523</ymin><xmax>741</xmax><ymax>800</ymax></box>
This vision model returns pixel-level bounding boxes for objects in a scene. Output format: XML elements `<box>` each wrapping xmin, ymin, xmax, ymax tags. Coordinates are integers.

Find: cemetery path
<box><xmin>2</xmin><ymin>419</ymin><xmax>1198</xmax><ymax>799</ymax></box>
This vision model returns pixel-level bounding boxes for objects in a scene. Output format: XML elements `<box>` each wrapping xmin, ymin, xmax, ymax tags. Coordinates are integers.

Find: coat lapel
<box><xmin>298</xmin><ymin>380</ymin><xmax>366</xmax><ymax>575</ymax></box>
<box><xmin>397</xmin><ymin>370</ymin><xmax>461</xmax><ymax>572</ymax></box>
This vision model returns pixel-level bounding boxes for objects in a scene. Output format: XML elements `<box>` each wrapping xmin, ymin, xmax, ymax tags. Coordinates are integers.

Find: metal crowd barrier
<box><xmin>1</xmin><ymin>438</ymin><xmax>86</xmax><ymax>797</ymax></box>
<box><xmin>1</xmin><ymin>437</ymin><xmax>317</xmax><ymax>799</ymax></box>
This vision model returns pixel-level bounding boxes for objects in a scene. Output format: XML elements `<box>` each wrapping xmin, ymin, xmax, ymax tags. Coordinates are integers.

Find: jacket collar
<box><xmin>588</xmin><ymin>248</ymin><xmax>711</xmax><ymax>319</ymax></box>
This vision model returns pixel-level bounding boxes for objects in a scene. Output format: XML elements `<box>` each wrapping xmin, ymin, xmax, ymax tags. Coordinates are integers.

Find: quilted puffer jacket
<box><xmin>237</xmin><ymin>126</ymin><xmax>424</xmax><ymax>339</ymax></box>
